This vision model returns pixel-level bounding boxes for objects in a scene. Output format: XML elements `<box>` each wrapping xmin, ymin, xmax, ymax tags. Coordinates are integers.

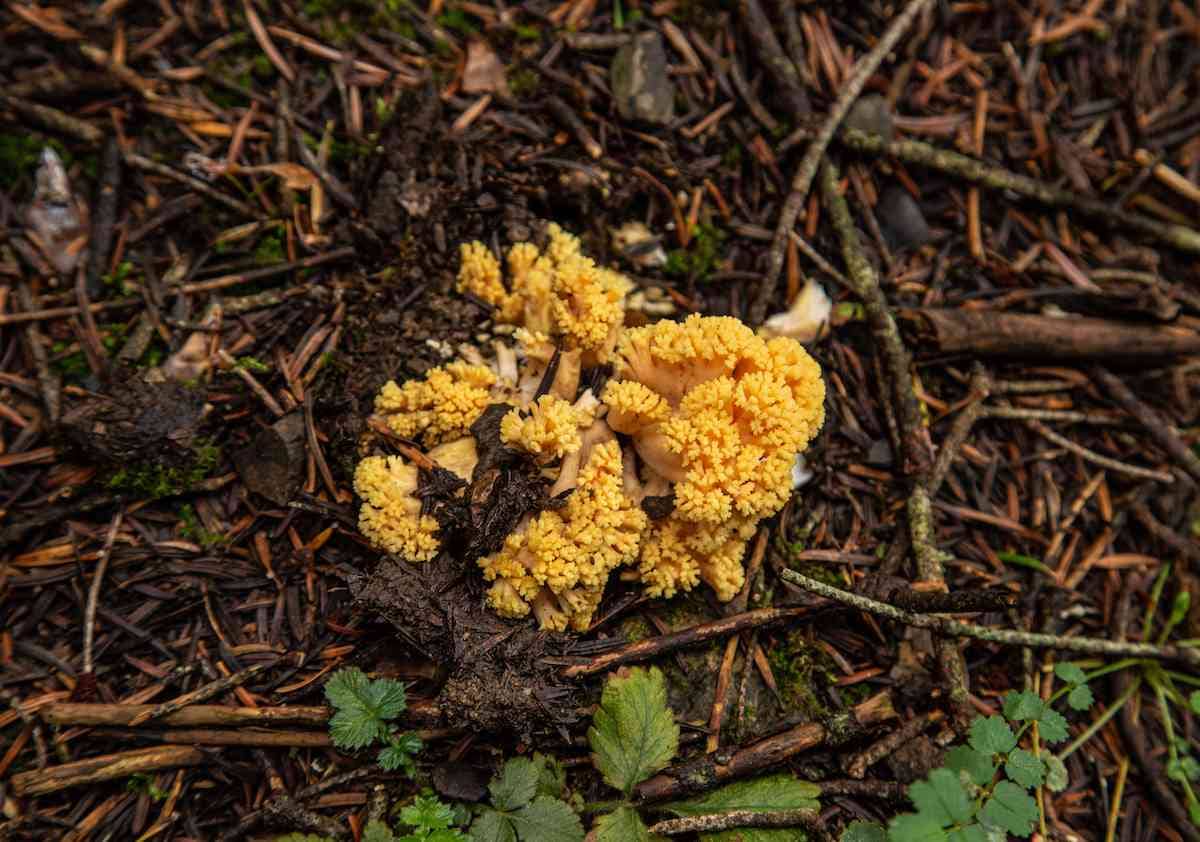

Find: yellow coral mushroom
<box><xmin>500</xmin><ymin>393</ymin><xmax>589</xmax><ymax>462</ymax></box>
<box><xmin>637</xmin><ymin>516</ymin><xmax>754</xmax><ymax>602</ymax></box>
<box><xmin>375</xmin><ymin>362</ymin><xmax>497</xmax><ymax>446</ymax></box>
<box><xmin>478</xmin><ymin>439</ymin><xmax>647</xmax><ymax>630</ymax></box>
<box><xmin>455</xmin><ymin>225</ymin><xmax>631</xmax><ymax>365</ymax></box>
<box><xmin>354</xmin><ymin>455</ymin><xmax>440</xmax><ymax>561</ymax></box>
<box><xmin>354</xmin><ymin>438</ymin><xmax>479</xmax><ymax>562</ymax></box>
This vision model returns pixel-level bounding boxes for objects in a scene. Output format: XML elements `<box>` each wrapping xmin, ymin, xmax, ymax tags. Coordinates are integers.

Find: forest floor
<box><xmin>2</xmin><ymin>0</ymin><xmax>1200</xmax><ymax>840</ymax></box>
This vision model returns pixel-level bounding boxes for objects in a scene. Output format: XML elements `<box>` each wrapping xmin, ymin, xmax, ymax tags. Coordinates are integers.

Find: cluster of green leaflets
<box><xmin>324</xmin><ymin>667</ymin><xmax>424</xmax><ymax>775</ymax></box>
<box><xmin>845</xmin><ymin>664</ymin><xmax>1097</xmax><ymax>842</ymax></box>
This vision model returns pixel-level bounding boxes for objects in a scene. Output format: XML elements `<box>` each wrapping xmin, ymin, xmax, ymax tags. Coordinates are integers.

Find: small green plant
<box><xmin>468</xmin><ymin>755</ymin><xmax>584</xmax><ymax>842</ymax></box>
<box><xmin>324</xmin><ymin>667</ymin><xmax>423</xmax><ymax>774</ymax></box>
<box><xmin>845</xmin><ymin>670</ymin><xmax>1096</xmax><ymax>842</ymax></box>
<box><xmin>664</xmin><ymin>222</ymin><xmax>726</xmax><ymax>282</ymax></box>
<box><xmin>587</xmin><ymin>667</ymin><xmax>820</xmax><ymax>841</ymax></box>
<box><xmin>107</xmin><ymin>438</ymin><xmax>222</xmax><ymax>499</ymax></box>
<box><xmin>366</xmin><ymin>795</ymin><xmax>468</xmax><ymax>841</ymax></box>
<box><xmin>125</xmin><ymin>772</ymin><xmax>169</xmax><ymax>801</ymax></box>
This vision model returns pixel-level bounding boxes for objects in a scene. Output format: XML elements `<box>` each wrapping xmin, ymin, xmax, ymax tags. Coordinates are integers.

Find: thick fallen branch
<box><xmin>633</xmin><ymin>691</ymin><xmax>895</xmax><ymax>803</ymax></box>
<box><xmin>906</xmin><ymin>308</ymin><xmax>1200</xmax><ymax>360</ymax></box>
<box><xmin>778</xmin><ymin>568</ymin><xmax>1200</xmax><ymax>667</ymax></box>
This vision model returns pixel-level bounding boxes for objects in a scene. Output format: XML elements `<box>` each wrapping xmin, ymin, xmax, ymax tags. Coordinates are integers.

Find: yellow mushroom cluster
<box><xmin>354</xmin><ymin>225</ymin><xmax>826</xmax><ymax>631</ymax></box>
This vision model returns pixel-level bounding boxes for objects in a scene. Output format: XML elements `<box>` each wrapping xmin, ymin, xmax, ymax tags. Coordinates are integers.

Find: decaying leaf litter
<box><xmin>2</xmin><ymin>0</ymin><xmax>1200</xmax><ymax>838</ymax></box>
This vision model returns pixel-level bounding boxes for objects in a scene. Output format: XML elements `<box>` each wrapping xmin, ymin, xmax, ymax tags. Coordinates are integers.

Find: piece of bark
<box><xmin>233</xmin><ymin>411</ymin><xmax>307</xmax><ymax>505</ymax></box>
<box><xmin>906</xmin><ymin>308</ymin><xmax>1200</xmax><ymax>359</ymax></box>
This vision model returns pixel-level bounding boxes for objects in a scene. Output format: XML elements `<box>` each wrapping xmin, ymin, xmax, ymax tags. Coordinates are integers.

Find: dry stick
<box><xmin>777</xmin><ymin>568</ymin><xmax>1200</xmax><ymax>667</ymax></box>
<box><xmin>81</xmin><ymin>511</ymin><xmax>123</xmax><ymax>676</ymax></box>
<box><xmin>928</xmin><ymin>365</ymin><xmax>990</xmax><ymax>496</ymax></box>
<box><xmin>8</xmin><ymin>745</ymin><xmax>205</xmax><ymax>797</ymax></box>
<box><xmin>1026</xmin><ymin>419</ymin><xmax>1175</xmax><ymax>483</ymax></box>
<box><xmin>123</xmin><ymin>151</ymin><xmax>260</xmax><ymax>219</ymax></box>
<box><xmin>845</xmin><ymin>709</ymin><xmax>943</xmax><ymax>779</ymax></box>
<box><xmin>0</xmin><ymin>93</ymin><xmax>104</xmax><ymax>144</ymax></box>
<box><xmin>217</xmin><ymin>767</ymin><xmax>375</xmax><ymax>842</ymax></box>
<box><xmin>748</xmin><ymin>0</ymin><xmax>934</xmax><ymax>325</ymax></box>
<box><xmin>831</xmin><ymin>127</ymin><xmax>1200</xmax><ymax>255</ymax></box>
<box><xmin>561</xmin><ymin>607</ymin><xmax>811</xmax><ymax>678</ymax></box>
<box><xmin>177</xmin><ymin>247</ymin><xmax>355</xmax><ymax>294</ymax></box>
<box><xmin>738</xmin><ymin>0</ymin><xmax>809</xmax><ymax>118</ymax></box>
<box><xmin>634</xmin><ymin>691</ymin><xmax>896</xmax><ymax>803</ymax></box>
<box><xmin>1090</xmin><ymin>366</ymin><xmax>1200</xmax><ymax>484</ymax></box>
<box><xmin>127</xmin><ymin>660</ymin><xmax>281</xmax><ymax>727</ymax></box>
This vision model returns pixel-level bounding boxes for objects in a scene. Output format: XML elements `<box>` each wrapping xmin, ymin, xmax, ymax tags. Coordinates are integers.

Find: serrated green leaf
<box><xmin>944</xmin><ymin>746</ymin><xmax>996</xmax><ymax>788</ymax></box>
<box><xmin>588</xmin><ymin>667</ymin><xmax>680</xmax><ymax>794</ymax></box>
<box><xmin>400</xmin><ymin>796</ymin><xmax>455</xmax><ymax>834</ymax></box>
<box><xmin>509</xmin><ymin>796</ymin><xmax>584</xmax><ymax>842</ymax></box>
<box><xmin>490</xmin><ymin>757</ymin><xmax>541</xmax><ymax>811</ymax></box>
<box><xmin>594</xmin><ymin>806</ymin><xmax>657</xmax><ymax>842</ymax></box>
<box><xmin>840</xmin><ymin>821</ymin><xmax>887</xmax><ymax>842</ymax></box>
<box><xmin>887</xmin><ymin>812</ymin><xmax>947</xmax><ymax>842</ymax></box>
<box><xmin>909</xmin><ymin>769</ymin><xmax>973</xmax><ymax>826</ymax></box>
<box><xmin>533</xmin><ymin>752</ymin><xmax>567</xmax><ymax>799</ymax></box>
<box><xmin>324</xmin><ymin>668</ymin><xmax>407</xmax><ymax>751</ymax></box>
<box><xmin>968</xmin><ymin>716</ymin><xmax>1017</xmax><ymax>756</ymax></box>
<box><xmin>979</xmin><ymin>781</ymin><xmax>1037</xmax><ymax>838</ymax></box>
<box><xmin>362</xmin><ymin>820</ymin><xmax>397</xmax><ymax>842</ymax></box>
<box><xmin>420</xmin><ymin>831</ymin><xmax>468</xmax><ymax>842</ymax></box>
<box><xmin>1053</xmin><ymin>663</ymin><xmax>1087</xmax><ymax>685</ymax></box>
<box><xmin>665</xmin><ymin>774</ymin><xmax>820</xmax><ymax>817</ymax></box>
<box><xmin>1066</xmin><ymin>684</ymin><xmax>1094</xmax><ymax>712</ymax></box>
<box><xmin>1190</xmin><ymin>690</ymin><xmax>1200</xmax><ymax>715</ymax></box>
<box><xmin>1001</xmin><ymin>691</ymin><xmax>1045</xmax><ymax>723</ymax></box>
<box><xmin>1036</xmin><ymin>708</ymin><xmax>1070</xmax><ymax>744</ymax></box>
<box><xmin>471</xmin><ymin>809</ymin><xmax>517</xmax><ymax>842</ymax></box>
<box><xmin>946</xmin><ymin>825</ymin><xmax>988</xmax><ymax>842</ymax></box>
<box><xmin>1004</xmin><ymin>749</ymin><xmax>1045</xmax><ymax>789</ymax></box>
<box><xmin>379</xmin><ymin>734</ymin><xmax>422</xmax><ymax>773</ymax></box>
<box><xmin>1043</xmin><ymin>755</ymin><xmax>1068</xmax><ymax>792</ymax></box>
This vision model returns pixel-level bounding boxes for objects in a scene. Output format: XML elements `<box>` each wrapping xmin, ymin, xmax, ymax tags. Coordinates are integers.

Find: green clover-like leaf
<box><xmin>944</xmin><ymin>746</ymin><xmax>996</xmax><ymax>788</ymax></box>
<box><xmin>1066</xmin><ymin>684</ymin><xmax>1094</xmax><ymax>712</ymax></box>
<box><xmin>1043</xmin><ymin>755</ymin><xmax>1069</xmax><ymax>792</ymax></box>
<box><xmin>887</xmin><ymin>811</ymin><xmax>948</xmax><ymax>842</ymax></box>
<box><xmin>969</xmin><ymin>716</ymin><xmax>1017</xmax><ymax>756</ymax></box>
<box><xmin>946</xmin><ymin>825</ymin><xmax>988</xmax><ymax>842</ymax></box>
<box><xmin>980</xmin><ymin>781</ymin><xmax>1037</xmax><ymax>838</ymax></box>
<box><xmin>908</xmin><ymin>769</ymin><xmax>973</xmax><ymax>827</ymax></box>
<box><xmin>1036</xmin><ymin>708</ymin><xmax>1070</xmax><ymax>744</ymax></box>
<box><xmin>1053</xmin><ymin>663</ymin><xmax>1087</xmax><ymax>685</ymax></box>
<box><xmin>1004</xmin><ymin>749</ymin><xmax>1045</xmax><ymax>789</ymax></box>
<box><xmin>665</xmin><ymin>774</ymin><xmax>820</xmax><ymax>818</ymax></box>
<box><xmin>399</xmin><ymin>796</ymin><xmax>455</xmax><ymax>834</ymax></box>
<box><xmin>1001</xmin><ymin>691</ymin><xmax>1045</xmax><ymax>723</ymax></box>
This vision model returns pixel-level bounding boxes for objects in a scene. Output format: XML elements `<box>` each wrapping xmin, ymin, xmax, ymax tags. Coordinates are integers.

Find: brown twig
<box><xmin>748</xmin><ymin>0</ymin><xmax>934</xmax><ymax>324</ymax></box>
<box><xmin>127</xmin><ymin>660</ymin><xmax>283</xmax><ymax>727</ymax></box>
<box><xmin>648</xmin><ymin>807</ymin><xmax>821</xmax><ymax>837</ymax></box>
<box><xmin>1090</xmin><ymin>367</ymin><xmax>1200</xmax><ymax>484</ymax></box>
<box><xmin>561</xmin><ymin>607</ymin><xmax>811</xmax><ymax>678</ymax></box>
<box><xmin>81</xmin><ymin>510</ymin><xmax>123</xmax><ymax>676</ymax></box>
<box><xmin>8</xmin><ymin>745</ymin><xmax>206</xmax><ymax>797</ymax></box>
<box><xmin>633</xmin><ymin>692</ymin><xmax>896</xmax><ymax>803</ymax></box>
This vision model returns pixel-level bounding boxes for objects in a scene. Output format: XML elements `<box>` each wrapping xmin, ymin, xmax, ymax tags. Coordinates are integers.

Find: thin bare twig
<box><xmin>82</xmin><ymin>510</ymin><xmax>123</xmax><ymax>676</ymax></box>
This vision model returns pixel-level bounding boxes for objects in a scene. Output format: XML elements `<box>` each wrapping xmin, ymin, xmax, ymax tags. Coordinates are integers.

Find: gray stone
<box><xmin>877</xmin><ymin>185</ymin><xmax>931</xmax><ymax>251</ymax></box>
<box><xmin>611</xmin><ymin>31</ymin><xmax>674</xmax><ymax>125</ymax></box>
<box><xmin>844</xmin><ymin>94</ymin><xmax>894</xmax><ymax>142</ymax></box>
